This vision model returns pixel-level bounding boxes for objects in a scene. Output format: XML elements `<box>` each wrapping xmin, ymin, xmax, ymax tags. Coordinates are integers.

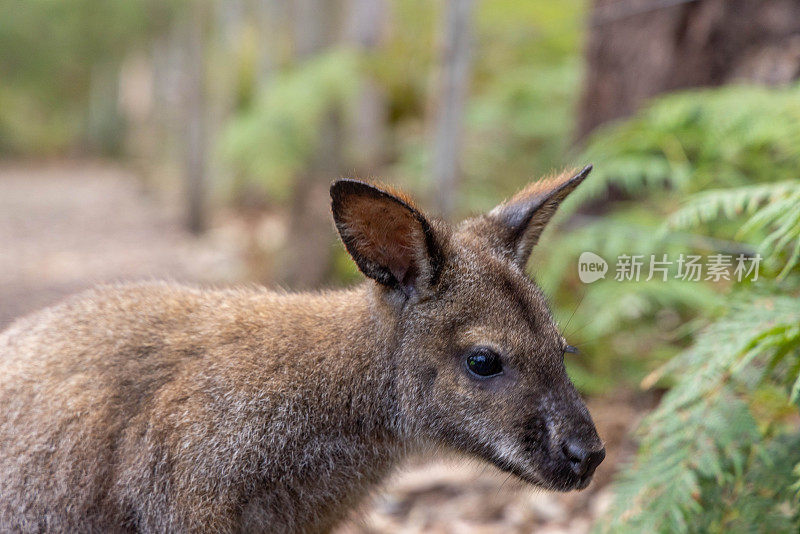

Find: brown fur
<box><xmin>0</xmin><ymin>168</ymin><xmax>603</xmax><ymax>533</ymax></box>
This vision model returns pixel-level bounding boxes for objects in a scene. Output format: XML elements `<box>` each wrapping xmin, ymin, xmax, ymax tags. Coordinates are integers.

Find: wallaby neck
<box><xmin>245</xmin><ymin>282</ymin><xmax>405</xmax><ymax>441</ymax></box>
<box><xmin>226</xmin><ymin>283</ymin><xmax>409</xmax><ymax>529</ymax></box>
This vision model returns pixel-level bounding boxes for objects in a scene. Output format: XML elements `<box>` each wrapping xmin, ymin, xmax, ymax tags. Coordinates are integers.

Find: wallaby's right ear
<box><xmin>331</xmin><ymin>179</ymin><xmax>443</xmax><ymax>298</ymax></box>
<box><xmin>476</xmin><ymin>165</ymin><xmax>592</xmax><ymax>269</ymax></box>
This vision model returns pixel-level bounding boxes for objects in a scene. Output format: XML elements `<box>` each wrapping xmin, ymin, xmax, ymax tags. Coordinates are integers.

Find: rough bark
<box><xmin>577</xmin><ymin>0</ymin><xmax>800</xmax><ymax>140</ymax></box>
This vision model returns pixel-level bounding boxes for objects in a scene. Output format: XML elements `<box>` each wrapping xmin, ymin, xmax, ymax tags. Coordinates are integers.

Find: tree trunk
<box><xmin>256</xmin><ymin>0</ymin><xmax>281</xmax><ymax>85</ymax></box>
<box><xmin>431</xmin><ymin>0</ymin><xmax>475</xmax><ymax>219</ymax></box>
<box><xmin>182</xmin><ymin>2</ymin><xmax>209</xmax><ymax>235</ymax></box>
<box><xmin>86</xmin><ymin>62</ymin><xmax>123</xmax><ymax>156</ymax></box>
<box><xmin>346</xmin><ymin>0</ymin><xmax>389</xmax><ymax>175</ymax></box>
<box><xmin>577</xmin><ymin>0</ymin><xmax>800</xmax><ymax>140</ymax></box>
<box><xmin>277</xmin><ymin>0</ymin><xmax>343</xmax><ymax>289</ymax></box>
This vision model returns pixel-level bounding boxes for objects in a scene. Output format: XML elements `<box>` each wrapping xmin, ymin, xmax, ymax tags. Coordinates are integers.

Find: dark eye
<box><xmin>465</xmin><ymin>348</ymin><xmax>503</xmax><ymax>378</ymax></box>
<box><xmin>564</xmin><ymin>345</ymin><xmax>579</xmax><ymax>354</ymax></box>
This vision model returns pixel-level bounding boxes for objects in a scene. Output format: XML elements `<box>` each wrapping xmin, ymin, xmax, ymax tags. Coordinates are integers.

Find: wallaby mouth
<box><xmin>488</xmin><ymin>449</ymin><xmax>603</xmax><ymax>492</ymax></box>
<box><xmin>470</xmin><ymin>430</ymin><xmax>603</xmax><ymax>491</ymax></box>
<box><xmin>516</xmin><ymin>459</ymin><xmax>600</xmax><ymax>491</ymax></box>
<box><xmin>478</xmin><ymin>416</ymin><xmax>605</xmax><ymax>491</ymax></box>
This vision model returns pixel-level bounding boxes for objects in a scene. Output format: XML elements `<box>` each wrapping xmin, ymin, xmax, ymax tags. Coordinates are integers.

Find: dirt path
<box><xmin>0</xmin><ymin>161</ymin><xmax>637</xmax><ymax>533</ymax></box>
<box><xmin>0</xmin><ymin>161</ymin><xmax>235</xmax><ymax>328</ymax></box>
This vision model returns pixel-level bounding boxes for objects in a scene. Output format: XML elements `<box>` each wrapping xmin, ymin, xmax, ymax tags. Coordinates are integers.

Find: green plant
<box><xmin>555</xmin><ymin>83</ymin><xmax>800</xmax><ymax>532</ymax></box>
<box><xmin>0</xmin><ymin>0</ymin><xmax>181</xmax><ymax>154</ymax></box>
<box><xmin>601</xmin><ymin>295</ymin><xmax>800</xmax><ymax>533</ymax></box>
<box><xmin>220</xmin><ymin>49</ymin><xmax>359</xmax><ymax>202</ymax></box>
<box><xmin>668</xmin><ymin>181</ymin><xmax>800</xmax><ymax>278</ymax></box>
<box><xmin>532</xmin><ymin>83</ymin><xmax>800</xmax><ymax>393</ymax></box>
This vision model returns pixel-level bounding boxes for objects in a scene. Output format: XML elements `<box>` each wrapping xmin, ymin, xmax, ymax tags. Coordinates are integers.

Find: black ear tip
<box><xmin>330</xmin><ymin>179</ymin><xmax>373</xmax><ymax>203</ymax></box>
<box><xmin>566</xmin><ymin>165</ymin><xmax>593</xmax><ymax>186</ymax></box>
<box><xmin>331</xmin><ymin>178</ymin><xmax>358</xmax><ymax>196</ymax></box>
<box><xmin>330</xmin><ymin>180</ymin><xmax>342</xmax><ymax>205</ymax></box>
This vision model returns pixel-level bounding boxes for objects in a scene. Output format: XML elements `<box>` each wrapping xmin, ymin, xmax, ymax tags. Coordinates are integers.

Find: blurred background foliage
<box><xmin>1</xmin><ymin>0</ymin><xmax>799</xmax><ymax>531</ymax></box>
<box><xmin>0</xmin><ymin>0</ymin><xmax>182</xmax><ymax>154</ymax></box>
<box><xmin>556</xmin><ymin>84</ymin><xmax>800</xmax><ymax>531</ymax></box>
<box><xmin>539</xmin><ymin>84</ymin><xmax>800</xmax><ymax>395</ymax></box>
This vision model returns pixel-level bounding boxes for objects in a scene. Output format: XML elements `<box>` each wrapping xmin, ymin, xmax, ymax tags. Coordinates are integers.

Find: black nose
<box><xmin>561</xmin><ymin>439</ymin><xmax>605</xmax><ymax>478</ymax></box>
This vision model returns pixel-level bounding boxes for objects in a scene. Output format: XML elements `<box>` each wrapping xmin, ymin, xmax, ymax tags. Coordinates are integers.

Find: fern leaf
<box><xmin>599</xmin><ymin>296</ymin><xmax>800</xmax><ymax>532</ymax></box>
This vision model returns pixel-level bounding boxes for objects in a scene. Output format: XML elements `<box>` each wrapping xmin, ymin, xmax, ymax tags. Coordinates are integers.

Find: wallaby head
<box><xmin>331</xmin><ymin>165</ymin><xmax>604</xmax><ymax>491</ymax></box>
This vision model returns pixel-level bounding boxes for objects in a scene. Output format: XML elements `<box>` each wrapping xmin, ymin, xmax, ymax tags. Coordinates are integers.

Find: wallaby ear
<box><xmin>331</xmin><ymin>179</ymin><xmax>443</xmax><ymax>298</ymax></box>
<box><xmin>484</xmin><ymin>165</ymin><xmax>592</xmax><ymax>268</ymax></box>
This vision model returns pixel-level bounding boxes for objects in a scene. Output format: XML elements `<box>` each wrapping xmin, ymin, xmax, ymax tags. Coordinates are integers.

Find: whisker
<box><xmin>561</xmin><ymin>288</ymin><xmax>586</xmax><ymax>337</ymax></box>
<box><xmin>496</xmin><ymin>471</ymin><xmax>515</xmax><ymax>496</ymax></box>
<box><xmin>564</xmin><ymin>318</ymin><xmax>596</xmax><ymax>340</ymax></box>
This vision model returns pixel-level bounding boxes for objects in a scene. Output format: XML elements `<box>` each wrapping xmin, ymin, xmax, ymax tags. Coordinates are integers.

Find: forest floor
<box><xmin>0</xmin><ymin>161</ymin><xmax>644</xmax><ymax>533</ymax></box>
<box><xmin>0</xmin><ymin>160</ymin><xmax>240</xmax><ymax>329</ymax></box>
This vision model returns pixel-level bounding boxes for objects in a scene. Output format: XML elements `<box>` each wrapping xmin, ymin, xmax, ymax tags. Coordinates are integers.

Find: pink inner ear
<box><xmin>342</xmin><ymin>196</ymin><xmax>422</xmax><ymax>285</ymax></box>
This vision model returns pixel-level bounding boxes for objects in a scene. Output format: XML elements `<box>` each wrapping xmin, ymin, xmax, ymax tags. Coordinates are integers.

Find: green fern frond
<box><xmin>667</xmin><ymin>181</ymin><xmax>800</xmax><ymax>277</ymax></box>
<box><xmin>654</xmin><ymin>296</ymin><xmax>800</xmax><ymax>411</ymax></box>
<box><xmin>600</xmin><ymin>296</ymin><xmax>800</xmax><ymax>533</ymax></box>
<box><xmin>599</xmin><ymin>389</ymin><xmax>758</xmax><ymax>534</ymax></box>
<box><xmin>667</xmin><ymin>181</ymin><xmax>800</xmax><ymax>229</ymax></box>
<box><xmin>571</xmin><ymin>83</ymin><xmax>800</xmax><ymax>533</ymax></box>
<box><xmin>568</xmin><ymin>84</ymin><xmax>800</xmax><ymax>212</ymax></box>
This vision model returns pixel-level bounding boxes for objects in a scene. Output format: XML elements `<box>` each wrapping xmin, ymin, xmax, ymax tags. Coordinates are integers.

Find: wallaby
<box><xmin>0</xmin><ymin>166</ymin><xmax>604</xmax><ymax>533</ymax></box>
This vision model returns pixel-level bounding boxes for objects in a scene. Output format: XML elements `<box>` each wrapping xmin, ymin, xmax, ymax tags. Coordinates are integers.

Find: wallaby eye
<box><xmin>465</xmin><ymin>348</ymin><xmax>503</xmax><ymax>378</ymax></box>
<box><xmin>564</xmin><ymin>345</ymin><xmax>579</xmax><ymax>354</ymax></box>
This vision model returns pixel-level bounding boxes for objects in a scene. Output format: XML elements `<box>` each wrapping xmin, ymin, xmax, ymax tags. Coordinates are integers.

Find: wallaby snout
<box><xmin>561</xmin><ymin>438</ymin><xmax>605</xmax><ymax>480</ymax></box>
<box><xmin>0</xmin><ymin>166</ymin><xmax>602</xmax><ymax>532</ymax></box>
<box><xmin>545</xmin><ymin>395</ymin><xmax>606</xmax><ymax>490</ymax></box>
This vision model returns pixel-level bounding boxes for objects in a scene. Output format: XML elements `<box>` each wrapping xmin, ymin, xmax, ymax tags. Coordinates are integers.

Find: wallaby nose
<box><xmin>561</xmin><ymin>439</ymin><xmax>605</xmax><ymax>478</ymax></box>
